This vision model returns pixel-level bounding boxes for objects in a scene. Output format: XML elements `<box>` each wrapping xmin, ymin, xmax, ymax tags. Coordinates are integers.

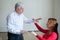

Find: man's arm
<box><xmin>7</xmin><ymin>15</ymin><xmax>14</xmax><ymax>32</ymax></box>
<box><xmin>7</xmin><ymin>15</ymin><xmax>21</xmax><ymax>33</ymax></box>
<box><xmin>23</xmin><ymin>15</ymin><xmax>33</xmax><ymax>24</ymax></box>
<box><xmin>23</xmin><ymin>15</ymin><xmax>41</xmax><ymax>24</ymax></box>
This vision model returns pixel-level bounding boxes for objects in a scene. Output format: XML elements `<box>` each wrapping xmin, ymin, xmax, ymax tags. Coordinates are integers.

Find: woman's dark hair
<box><xmin>54</xmin><ymin>23</ymin><xmax>58</xmax><ymax>40</ymax></box>
<box><xmin>48</xmin><ymin>18</ymin><xmax>58</xmax><ymax>40</ymax></box>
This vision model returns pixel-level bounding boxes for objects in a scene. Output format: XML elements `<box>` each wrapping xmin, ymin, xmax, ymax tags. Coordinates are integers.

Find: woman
<box><xmin>31</xmin><ymin>18</ymin><xmax>58</xmax><ymax>40</ymax></box>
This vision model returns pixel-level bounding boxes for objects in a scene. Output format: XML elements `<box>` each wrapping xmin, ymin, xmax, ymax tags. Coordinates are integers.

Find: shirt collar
<box><xmin>14</xmin><ymin>11</ymin><xmax>23</xmax><ymax>16</ymax></box>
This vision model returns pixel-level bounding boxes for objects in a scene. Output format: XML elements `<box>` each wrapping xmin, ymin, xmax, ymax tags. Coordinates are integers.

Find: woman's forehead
<box><xmin>48</xmin><ymin>20</ymin><xmax>57</xmax><ymax>24</ymax></box>
<box><xmin>48</xmin><ymin>19</ymin><xmax>56</xmax><ymax>21</ymax></box>
<box><xmin>48</xmin><ymin>20</ymin><xmax>55</xmax><ymax>23</ymax></box>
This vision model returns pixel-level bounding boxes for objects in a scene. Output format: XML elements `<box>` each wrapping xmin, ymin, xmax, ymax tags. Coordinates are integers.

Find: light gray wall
<box><xmin>0</xmin><ymin>0</ymin><xmax>54</xmax><ymax>32</ymax></box>
<box><xmin>54</xmin><ymin>0</ymin><xmax>60</xmax><ymax>40</ymax></box>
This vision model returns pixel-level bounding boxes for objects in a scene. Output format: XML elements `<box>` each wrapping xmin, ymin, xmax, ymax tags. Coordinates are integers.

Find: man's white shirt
<box><xmin>7</xmin><ymin>11</ymin><xmax>33</xmax><ymax>34</ymax></box>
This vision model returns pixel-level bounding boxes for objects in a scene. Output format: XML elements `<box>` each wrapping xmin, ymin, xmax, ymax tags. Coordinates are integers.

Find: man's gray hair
<box><xmin>15</xmin><ymin>2</ymin><xmax>23</xmax><ymax>11</ymax></box>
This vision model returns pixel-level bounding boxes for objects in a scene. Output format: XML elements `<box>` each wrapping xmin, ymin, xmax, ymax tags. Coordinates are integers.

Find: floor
<box><xmin>0</xmin><ymin>32</ymin><xmax>60</xmax><ymax>40</ymax></box>
<box><xmin>0</xmin><ymin>32</ymin><xmax>43</xmax><ymax>40</ymax></box>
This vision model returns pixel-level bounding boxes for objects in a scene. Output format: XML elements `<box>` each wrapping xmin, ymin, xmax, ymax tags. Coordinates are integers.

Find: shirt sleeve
<box><xmin>34</xmin><ymin>23</ymin><xmax>48</xmax><ymax>33</ymax></box>
<box><xmin>23</xmin><ymin>15</ymin><xmax>33</xmax><ymax>24</ymax></box>
<box><xmin>36</xmin><ymin>32</ymin><xmax>57</xmax><ymax>40</ymax></box>
<box><xmin>7</xmin><ymin>15</ymin><xmax>14</xmax><ymax>32</ymax></box>
<box><xmin>7</xmin><ymin>15</ymin><xmax>17</xmax><ymax>33</ymax></box>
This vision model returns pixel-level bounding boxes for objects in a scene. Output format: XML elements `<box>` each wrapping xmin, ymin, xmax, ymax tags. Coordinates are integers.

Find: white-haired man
<box><xmin>7</xmin><ymin>2</ymin><xmax>41</xmax><ymax>40</ymax></box>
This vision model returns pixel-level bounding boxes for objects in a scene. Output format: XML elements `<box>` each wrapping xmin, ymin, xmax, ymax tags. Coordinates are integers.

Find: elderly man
<box><xmin>7</xmin><ymin>2</ymin><xmax>41</xmax><ymax>40</ymax></box>
<box><xmin>7</xmin><ymin>2</ymin><xmax>34</xmax><ymax>40</ymax></box>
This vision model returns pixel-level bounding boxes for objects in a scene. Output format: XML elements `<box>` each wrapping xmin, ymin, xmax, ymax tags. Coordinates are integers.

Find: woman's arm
<box><xmin>31</xmin><ymin>32</ymin><xmax>45</xmax><ymax>40</ymax></box>
<box><xmin>31</xmin><ymin>32</ymin><xmax>57</xmax><ymax>40</ymax></box>
<box><xmin>36</xmin><ymin>32</ymin><xmax>57</xmax><ymax>40</ymax></box>
<box><xmin>34</xmin><ymin>22</ymin><xmax>48</xmax><ymax>33</ymax></box>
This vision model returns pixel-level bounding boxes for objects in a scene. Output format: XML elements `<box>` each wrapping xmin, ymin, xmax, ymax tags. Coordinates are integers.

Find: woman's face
<box><xmin>47</xmin><ymin>20</ymin><xmax>56</xmax><ymax>29</ymax></box>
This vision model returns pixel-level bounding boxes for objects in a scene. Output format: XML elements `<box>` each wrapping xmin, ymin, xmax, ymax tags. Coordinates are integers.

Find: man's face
<box><xmin>16</xmin><ymin>7</ymin><xmax>24</xmax><ymax>14</ymax></box>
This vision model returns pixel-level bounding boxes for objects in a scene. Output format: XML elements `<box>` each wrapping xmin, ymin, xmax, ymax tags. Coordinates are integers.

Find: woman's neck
<box><xmin>48</xmin><ymin>29</ymin><xmax>54</xmax><ymax>35</ymax></box>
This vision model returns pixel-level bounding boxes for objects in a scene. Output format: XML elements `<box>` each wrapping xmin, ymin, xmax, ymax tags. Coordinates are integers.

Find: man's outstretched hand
<box><xmin>32</xmin><ymin>18</ymin><xmax>42</xmax><ymax>23</ymax></box>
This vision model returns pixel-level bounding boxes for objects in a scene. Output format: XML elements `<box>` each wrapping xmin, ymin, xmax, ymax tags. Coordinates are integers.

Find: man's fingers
<box><xmin>36</xmin><ymin>18</ymin><xmax>42</xmax><ymax>20</ymax></box>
